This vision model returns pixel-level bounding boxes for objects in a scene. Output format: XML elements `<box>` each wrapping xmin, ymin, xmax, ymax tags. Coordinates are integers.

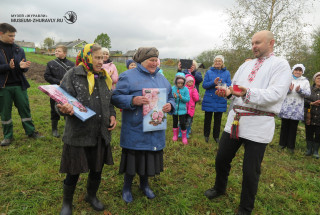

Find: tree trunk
<box><xmin>267</xmin><ymin>0</ymin><xmax>276</xmax><ymax>31</ymax></box>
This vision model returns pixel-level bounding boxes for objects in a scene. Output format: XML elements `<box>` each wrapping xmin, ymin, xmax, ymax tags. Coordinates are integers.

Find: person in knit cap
<box><xmin>304</xmin><ymin>71</ymin><xmax>320</xmax><ymax>159</ymax></box>
<box><xmin>112</xmin><ymin>47</ymin><xmax>175</xmax><ymax>203</ymax></box>
<box><xmin>202</xmin><ymin>55</ymin><xmax>231</xmax><ymax>143</ymax></box>
<box><xmin>172</xmin><ymin>72</ymin><xmax>190</xmax><ymax>144</ymax></box>
<box><xmin>178</xmin><ymin>74</ymin><xmax>199</xmax><ymax>138</ymax></box>
<box><xmin>278</xmin><ymin>64</ymin><xmax>310</xmax><ymax>154</ymax></box>
<box><xmin>126</xmin><ymin>59</ymin><xmax>136</xmax><ymax>70</ymax></box>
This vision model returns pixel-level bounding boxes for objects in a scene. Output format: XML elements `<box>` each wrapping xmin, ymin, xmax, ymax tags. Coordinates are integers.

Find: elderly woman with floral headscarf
<box><xmin>278</xmin><ymin>64</ymin><xmax>310</xmax><ymax>154</ymax></box>
<box><xmin>57</xmin><ymin>43</ymin><xmax>116</xmax><ymax>214</ymax></box>
<box><xmin>112</xmin><ymin>47</ymin><xmax>175</xmax><ymax>203</ymax></box>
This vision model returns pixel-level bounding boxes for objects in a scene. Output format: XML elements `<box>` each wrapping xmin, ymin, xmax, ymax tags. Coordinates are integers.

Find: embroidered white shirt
<box><xmin>225</xmin><ymin>55</ymin><xmax>292</xmax><ymax>143</ymax></box>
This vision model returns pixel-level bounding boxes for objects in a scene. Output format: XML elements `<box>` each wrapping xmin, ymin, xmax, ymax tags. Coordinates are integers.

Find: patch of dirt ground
<box><xmin>24</xmin><ymin>62</ymin><xmax>47</xmax><ymax>83</ymax></box>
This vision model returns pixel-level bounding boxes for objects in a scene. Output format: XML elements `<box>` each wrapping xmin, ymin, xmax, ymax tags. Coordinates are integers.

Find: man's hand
<box><xmin>132</xmin><ymin>96</ymin><xmax>149</xmax><ymax>106</ymax></box>
<box><xmin>20</xmin><ymin>59</ymin><xmax>31</xmax><ymax>69</ymax></box>
<box><xmin>215</xmin><ymin>86</ymin><xmax>231</xmax><ymax>97</ymax></box>
<box><xmin>57</xmin><ymin>103</ymin><xmax>74</xmax><ymax>115</ymax></box>
<box><xmin>108</xmin><ymin>116</ymin><xmax>116</xmax><ymax>131</ymax></box>
<box><xmin>230</xmin><ymin>85</ymin><xmax>247</xmax><ymax>97</ymax></box>
<box><xmin>9</xmin><ymin>59</ymin><xmax>15</xmax><ymax>69</ymax></box>
<box><xmin>162</xmin><ymin>103</ymin><xmax>172</xmax><ymax>113</ymax></box>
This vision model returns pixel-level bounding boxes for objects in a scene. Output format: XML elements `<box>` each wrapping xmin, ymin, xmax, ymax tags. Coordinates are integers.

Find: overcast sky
<box><xmin>1</xmin><ymin>0</ymin><xmax>320</xmax><ymax>58</ymax></box>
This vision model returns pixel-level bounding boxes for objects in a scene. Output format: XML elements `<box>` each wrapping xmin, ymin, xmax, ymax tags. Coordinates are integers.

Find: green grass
<box><xmin>25</xmin><ymin>53</ymin><xmax>76</xmax><ymax>65</ymax></box>
<box><xmin>0</xmin><ymin>58</ymin><xmax>320</xmax><ymax>215</ymax></box>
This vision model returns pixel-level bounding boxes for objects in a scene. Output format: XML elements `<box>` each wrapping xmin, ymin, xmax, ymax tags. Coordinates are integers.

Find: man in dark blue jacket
<box><xmin>0</xmin><ymin>23</ymin><xmax>42</xmax><ymax>146</ymax></box>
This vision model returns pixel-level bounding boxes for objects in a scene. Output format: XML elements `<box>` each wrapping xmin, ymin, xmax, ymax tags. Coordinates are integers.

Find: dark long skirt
<box><xmin>119</xmin><ymin>148</ymin><xmax>163</xmax><ymax>176</ymax></box>
<box><xmin>60</xmin><ymin>138</ymin><xmax>113</xmax><ymax>175</ymax></box>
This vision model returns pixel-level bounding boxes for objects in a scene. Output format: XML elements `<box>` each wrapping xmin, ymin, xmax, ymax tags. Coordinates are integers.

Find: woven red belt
<box><xmin>230</xmin><ymin>105</ymin><xmax>275</xmax><ymax>139</ymax></box>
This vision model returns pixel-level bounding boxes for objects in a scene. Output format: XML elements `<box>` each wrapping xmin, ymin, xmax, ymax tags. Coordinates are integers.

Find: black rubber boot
<box><xmin>122</xmin><ymin>174</ymin><xmax>134</xmax><ymax>203</ymax></box>
<box><xmin>139</xmin><ymin>175</ymin><xmax>155</xmax><ymax>199</ymax></box>
<box><xmin>85</xmin><ymin>178</ymin><xmax>105</xmax><ymax>211</ymax></box>
<box><xmin>305</xmin><ymin>141</ymin><xmax>313</xmax><ymax>156</ymax></box>
<box><xmin>52</xmin><ymin>120</ymin><xmax>60</xmax><ymax>137</ymax></box>
<box><xmin>60</xmin><ymin>183</ymin><xmax>76</xmax><ymax>215</ymax></box>
<box><xmin>313</xmin><ymin>142</ymin><xmax>319</xmax><ymax>159</ymax></box>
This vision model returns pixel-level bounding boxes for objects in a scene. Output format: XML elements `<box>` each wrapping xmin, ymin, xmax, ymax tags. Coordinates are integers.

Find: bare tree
<box><xmin>224</xmin><ymin>0</ymin><xmax>313</xmax><ymax>56</ymax></box>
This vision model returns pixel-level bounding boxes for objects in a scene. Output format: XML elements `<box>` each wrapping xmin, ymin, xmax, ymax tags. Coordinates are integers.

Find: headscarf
<box><xmin>133</xmin><ymin>47</ymin><xmax>159</xmax><ymax>63</ymax></box>
<box><xmin>76</xmin><ymin>43</ymin><xmax>112</xmax><ymax>95</ymax></box>
<box><xmin>313</xmin><ymin>72</ymin><xmax>320</xmax><ymax>81</ymax></box>
<box><xmin>292</xmin><ymin>64</ymin><xmax>305</xmax><ymax>74</ymax></box>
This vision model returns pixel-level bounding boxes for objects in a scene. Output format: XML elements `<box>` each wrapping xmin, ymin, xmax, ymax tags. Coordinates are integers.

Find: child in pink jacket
<box><xmin>179</xmin><ymin>74</ymin><xmax>199</xmax><ymax>138</ymax></box>
<box><xmin>102</xmin><ymin>47</ymin><xmax>119</xmax><ymax>90</ymax></box>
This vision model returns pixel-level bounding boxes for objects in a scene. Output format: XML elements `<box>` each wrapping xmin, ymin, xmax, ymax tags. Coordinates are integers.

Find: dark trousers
<box><xmin>305</xmin><ymin>124</ymin><xmax>320</xmax><ymax>143</ymax></box>
<box><xmin>173</xmin><ymin>114</ymin><xmax>186</xmax><ymax>130</ymax></box>
<box><xmin>50</xmin><ymin>98</ymin><xmax>60</xmax><ymax>121</ymax></box>
<box><xmin>204</xmin><ymin>111</ymin><xmax>223</xmax><ymax>139</ymax></box>
<box><xmin>279</xmin><ymin>118</ymin><xmax>299</xmax><ymax>149</ymax></box>
<box><xmin>213</xmin><ymin>131</ymin><xmax>267</xmax><ymax>213</ymax></box>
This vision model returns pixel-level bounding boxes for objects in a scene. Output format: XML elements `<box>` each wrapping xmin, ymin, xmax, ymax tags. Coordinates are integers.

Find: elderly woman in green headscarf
<box><xmin>57</xmin><ymin>43</ymin><xmax>116</xmax><ymax>215</ymax></box>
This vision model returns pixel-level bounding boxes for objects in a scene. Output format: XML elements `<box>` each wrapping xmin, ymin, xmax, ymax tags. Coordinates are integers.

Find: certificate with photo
<box><xmin>142</xmin><ymin>88</ymin><xmax>167</xmax><ymax>132</ymax></box>
<box><xmin>38</xmin><ymin>84</ymin><xmax>96</xmax><ymax>122</ymax></box>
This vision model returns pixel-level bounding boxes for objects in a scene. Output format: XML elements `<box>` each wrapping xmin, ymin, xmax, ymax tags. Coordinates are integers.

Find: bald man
<box><xmin>204</xmin><ymin>30</ymin><xmax>291</xmax><ymax>215</ymax></box>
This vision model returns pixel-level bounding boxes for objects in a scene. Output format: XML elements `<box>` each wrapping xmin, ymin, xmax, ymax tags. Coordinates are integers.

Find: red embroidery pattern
<box><xmin>243</xmin><ymin>88</ymin><xmax>251</xmax><ymax>104</ymax></box>
<box><xmin>247</xmin><ymin>53</ymin><xmax>274</xmax><ymax>83</ymax></box>
<box><xmin>230</xmin><ymin>105</ymin><xmax>275</xmax><ymax>139</ymax></box>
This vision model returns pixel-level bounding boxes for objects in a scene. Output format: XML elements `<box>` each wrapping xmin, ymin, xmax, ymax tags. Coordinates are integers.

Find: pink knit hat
<box><xmin>186</xmin><ymin>76</ymin><xmax>194</xmax><ymax>83</ymax></box>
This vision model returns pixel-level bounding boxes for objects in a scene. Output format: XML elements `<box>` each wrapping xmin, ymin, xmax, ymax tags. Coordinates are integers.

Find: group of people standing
<box><xmin>278</xmin><ymin>63</ymin><xmax>320</xmax><ymax>158</ymax></box>
<box><xmin>1</xmin><ymin>22</ymin><xmax>319</xmax><ymax>215</ymax></box>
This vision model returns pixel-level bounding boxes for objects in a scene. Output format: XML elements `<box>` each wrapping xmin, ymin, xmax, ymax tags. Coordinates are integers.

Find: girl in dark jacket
<box><xmin>57</xmin><ymin>43</ymin><xmax>116</xmax><ymax>214</ymax></box>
